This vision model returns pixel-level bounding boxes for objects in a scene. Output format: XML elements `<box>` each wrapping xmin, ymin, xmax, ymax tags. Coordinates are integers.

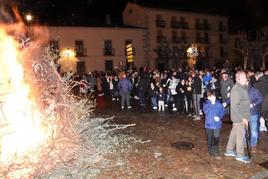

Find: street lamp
<box><xmin>25</xmin><ymin>14</ymin><xmax>33</xmax><ymax>23</ymax></box>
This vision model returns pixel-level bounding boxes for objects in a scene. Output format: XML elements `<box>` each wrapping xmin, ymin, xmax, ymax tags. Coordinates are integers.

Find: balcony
<box><xmin>75</xmin><ymin>48</ymin><xmax>87</xmax><ymax>57</ymax></box>
<box><xmin>103</xmin><ymin>48</ymin><xmax>115</xmax><ymax>56</ymax></box>
<box><xmin>196</xmin><ymin>37</ymin><xmax>209</xmax><ymax>44</ymax></box>
<box><xmin>204</xmin><ymin>24</ymin><xmax>211</xmax><ymax>31</ymax></box>
<box><xmin>156</xmin><ymin>20</ymin><xmax>166</xmax><ymax>28</ymax></box>
<box><xmin>182</xmin><ymin>22</ymin><xmax>189</xmax><ymax>29</ymax></box>
<box><xmin>171</xmin><ymin>21</ymin><xmax>189</xmax><ymax>29</ymax></box>
<box><xmin>171</xmin><ymin>21</ymin><xmax>182</xmax><ymax>29</ymax></box>
<box><xmin>157</xmin><ymin>36</ymin><xmax>167</xmax><ymax>43</ymax></box>
<box><xmin>196</xmin><ymin>23</ymin><xmax>211</xmax><ymax>31</ymax></box>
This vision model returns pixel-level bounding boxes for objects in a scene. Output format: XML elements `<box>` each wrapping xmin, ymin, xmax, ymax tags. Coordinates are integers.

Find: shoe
<box><xmin>121</xmin><ymin>106</ymin><xmax>124</xmax><ymax>109</ymax></box>
<box><xmin>224</xmin><ymin>151</ymin><xmax>236</xmax><ymax>157</ymax></box>
<box><xmin>251</xmin><ymin>147</ymin><xmax>257</xmax><ymax>153</ymax></box>
<box><xmin>164</xmin><ymin>104</ymin><xmax>168</xmax><ymax>107</ymax></box>
<box><xmin>117</xmin><ymin>98</ymin><xmax>119</xmax><ymax>101</ymax></box>
<box><xmin>194</xmin><ymin>116</ymin><xmax>200</xmax><ymax>121</ymax></box>
<box><xmin>112</xmin><ymin>98</ymin><xmax>116</xmax><ymax>101</ymax></box>
<box><xmin>153</xmin><ymin>107</ymin><xmax>158</xmax><ymax>110</ymax></box>
<box><xmin>172</xmin><ymin>107</ymin><xmax>177</xmax><ymax>112</ymax></box>
<box><xmin>188</xmin><ymin>113</ymin><xmax>192</xmax><ymax>117</ymax></box>
<box><xmin>235</xmin><ymin>156</ymin><xmax>251</xmax><ymax>163</ymax></box>
<box><xmin>127</xmin><ymin>106</ymin><xmax>132</xmax><ymax>109</ymax></box>
<box><xmin>98</xmin><ymin>93</ymin><xmax>104</xmax><ymax>96</ymax></box>
<box><xmin>134</xmin><ymin>96</ymin><xmax>140</xmax><ymax>100</ymax></box>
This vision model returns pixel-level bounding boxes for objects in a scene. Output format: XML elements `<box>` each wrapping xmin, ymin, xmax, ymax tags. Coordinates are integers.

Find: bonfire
<box><xmin>0</xmin><ymin>6</ymin><xmax>135</xmax><ymax>178</ymax></box>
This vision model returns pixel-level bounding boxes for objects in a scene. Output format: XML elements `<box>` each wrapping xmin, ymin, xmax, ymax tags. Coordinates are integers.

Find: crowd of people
<box><xmin>69</xmin><ymin>65</ymin><xmax>268</xmax><ymax>164</ymax></box>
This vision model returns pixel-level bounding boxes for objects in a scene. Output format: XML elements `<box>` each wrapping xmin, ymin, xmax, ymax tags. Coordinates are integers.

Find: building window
<box><xmin>75</xmin><ymin>40</ymin><xmax>87</xmax><ymax>57</ymax></box>
<box><xmin>220</xmin><ymin>46</ymin><xmax>226</xmax><ymax>57</ymax></box>
<box><xmin>103</xmin><ymin>40</ymin><xmax>115</xmax><ymax>56</ymax></box>
<box><xmin>204</xmin><ymin>19</ymin><xmax>211</xmax><ymax>31</ymax></box>
<box><xmin>77</xmin><ymin>61</ymin><xmax>86</xmax><ymax>74</ymax></box>
<box><xmin>205</xmin><ymin>46</ymin><xmax>210</xmax><ymax>57</ymax></box>
<box><xmin>219</xmin><ymin>21</ymin><xmax>227</xmax><ymax>32</ymax></box>
<box><xmin>156</xmin><ymin>14</ymin><xmax>166</xmax><ymax>28</ymax></box>
<box><xmin>204</xmin><ymin>32</ymin><xmax>209</xmax><ymax>43</ymax></box>
<box><xmin>172</xmin><ymin>31</ymin><xmax>178</xmax><ymax>43</ymax></box>
<box><xmin>219</xmin><ymin>34</ymin><xmax>226</xmax><ymax>44</ymax></box>
<box><xmin>234</xmin><ymin>38</ymin><xmax>241</xmax><ymax>48</ymax></box>
<box><xmin>157</xmin><ymin>30</ymin><xmax>166</xmax><ymax>43</ymax></box>
<box><xmin>125</xmin><ymin>40</ymin><xmax>136</xmax><ymax>56</ymax></box>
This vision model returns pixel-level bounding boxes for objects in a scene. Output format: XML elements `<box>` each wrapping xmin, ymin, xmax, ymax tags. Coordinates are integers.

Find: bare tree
<box><xmin>256</xmin><ymin>32</ymin><xmax>268</xmax><ymax>70</ymax></box>
<box><xmin>234</xmin><ymin>32</ymin><xmax>251</xmax><ymax>70</ymax></box>
<box><xmin>156</xmin><ymin>38</ymin><xmax>191</xmax><ymax>70</ymax></box>
<box><xmin>235</xmin><ymin>32</ymin><xmax>268</xmax><ymax>70</ymax></box>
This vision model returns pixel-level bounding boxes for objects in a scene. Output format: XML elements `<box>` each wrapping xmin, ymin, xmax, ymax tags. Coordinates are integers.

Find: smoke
<box><xmin>0</xmin><ymin>0</ymin><xmax>17</xmax><ymax>23</ymax></box>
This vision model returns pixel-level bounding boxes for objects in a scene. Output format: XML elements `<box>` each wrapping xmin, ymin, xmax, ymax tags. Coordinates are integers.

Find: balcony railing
<box><xmin>156</xmin><ymin>20</ymin><xmax>166</xmax><ymax>28</ymax></box>
<box><xmin>75</xmin><ymin>48</ymin><xmax>87</xmax><ymax>57</ymax></box>
<box><xmin>196</xmin><ymin>23</ymin><xmax>211</xmax><ymax>31</ymax></box>
<box><xmin>157</xmin><ymin>36</ymin><xmax>167</xmax><ymax>43</ymax></box>
<box><xmin>103</xmin><ymin>48</ymin><xmax>115</xmax><ymax>56</ymax></box>
<box><xmin>171</xmin><ymin>21</ymin><xmax>189</xmax><ymax>29</ymax></box>
<box><xmin>204</xmin><ymin>24</ymin><xmax>211</xmax><ymax>31</ymax></box>
<box><xmin>196</xmin><ymin>37</ymin><xmax>209</xmax><ymax>44</ymax></box>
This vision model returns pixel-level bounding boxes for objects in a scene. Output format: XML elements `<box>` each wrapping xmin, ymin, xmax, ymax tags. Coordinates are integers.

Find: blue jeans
<box><xmin>151</xmin><ymin>96</ymin><xmax>157</xmax><ymax>108</ymax></box>
<box><xmin>249</xmin><ymin>114</ymin><xmax>259</xmax><ymax>147</ymax></box>
<box><xmin>139</xmin><ymin>91</ymin><xmax>146</xmax><ymax>106</ymax></box>
<box><xmin>192</xmin><ymin>94</ymin><xmax>201</xmax><ymax>117</ymax></box>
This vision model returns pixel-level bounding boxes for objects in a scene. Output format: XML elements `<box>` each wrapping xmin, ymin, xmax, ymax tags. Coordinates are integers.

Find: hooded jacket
<box><xmin>203</xmin><ymin>100</ymin><xmax>225</xmax><ymax>129</ymax></box>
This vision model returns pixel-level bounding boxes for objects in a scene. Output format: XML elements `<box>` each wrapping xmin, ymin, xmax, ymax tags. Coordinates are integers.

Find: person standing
<box><xmin>224</xmin><ymin>71</ymin><xmax>251</xmax><ymax>163</ymax></box>
<box><xmin>191</xmin><ymin>71</ymin><xmax>202</xmax><ymax>120</ymax></box>
<box><xmin>220</xmin><ymin>72</ymin><xmax>234</xmax><ymax>112</ymax></box>
<box><xmin>118</xmin><ymin>72</ymin><xmax>133</xmax><ymax>109</ymax></box>
<box><xmin>203</xmin><ymin>90</ymin><xmax>225</xmax><ymax>156</ymax></box>
<box><xmin>248</xmin><ymin>84</ymin><xmax>263</xmax><ymax>153</ymax></box>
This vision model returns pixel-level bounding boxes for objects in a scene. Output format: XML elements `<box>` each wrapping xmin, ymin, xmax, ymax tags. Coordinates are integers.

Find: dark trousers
<box><xmin>206</xmin><ymin>128</ymin><xmax>221</xmax><ymax>155</ymax></box>
<box><xmin>176</xmin><ymin>95</ymin><xmax>185</xmax><ymax>113</ymax></box>
<box><xmin>186</xmin><ymin>95</ymin><xmax>193</xmax><ymax>114</ymax></box>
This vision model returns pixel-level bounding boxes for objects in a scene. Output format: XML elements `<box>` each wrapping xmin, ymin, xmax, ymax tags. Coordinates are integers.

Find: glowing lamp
<box><xmin>60</xmin><ymin>49</ymin><xmax>76</xmax><ymax>58</ymax></box>
<box><xmin>25</xmin><ymin>14</ymin><xmax>33</xmax><ymax>22</ymax></box>
<box><xmin>187</xmin><ymin>45</ymin><xmax>199</xmax><ymax>58</ymax></box>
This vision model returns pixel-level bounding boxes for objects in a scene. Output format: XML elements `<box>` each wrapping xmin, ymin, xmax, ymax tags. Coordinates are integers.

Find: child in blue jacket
<box><xmin>203</xmin><ymin>90</ymin><xmax>225</xmax><ymax>156</ymax></box>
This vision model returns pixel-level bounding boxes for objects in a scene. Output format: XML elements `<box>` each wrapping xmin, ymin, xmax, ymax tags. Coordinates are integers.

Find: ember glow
<box><xmin>0</xmin><ymin>28</ymin><xmax>49</xmax><ymax>164</ymax></box>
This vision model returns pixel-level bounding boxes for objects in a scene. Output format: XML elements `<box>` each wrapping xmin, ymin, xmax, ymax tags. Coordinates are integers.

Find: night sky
<box><xmin>16</xmin><ymin>0</ymin><xmax>268</xmax><ymax>32</ymax></box>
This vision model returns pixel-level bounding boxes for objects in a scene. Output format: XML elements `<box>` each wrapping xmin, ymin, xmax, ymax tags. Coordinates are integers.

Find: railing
<box><xmin>171</xmin><ymin>21</ymin><xmax>189</xmax><ymax>29</ymax></box>
<box><xmin>75</xmin><ymin>48</ymin><xmax>87</xmax><ymax>57</ymax></box>
<box><xmin>196</xmin><ymin>23</ymin><xmax>211</xmax><ymax>31</ymax></box>
<box><xmin>156</xmin><ymin>20</ymin><xmax>166</xmax><ymax>28</ymax></box>
<box><xmin>103</xmin><ymin>48</ymin><xmax>115</xmax><ymax>56</ymax></box>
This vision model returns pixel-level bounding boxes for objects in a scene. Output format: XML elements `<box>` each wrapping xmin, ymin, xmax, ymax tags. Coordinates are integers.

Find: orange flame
<box><xmin>0</xmin><ymin>26</ymin><xmax>49</xmax><ymax>166</ymax></box>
